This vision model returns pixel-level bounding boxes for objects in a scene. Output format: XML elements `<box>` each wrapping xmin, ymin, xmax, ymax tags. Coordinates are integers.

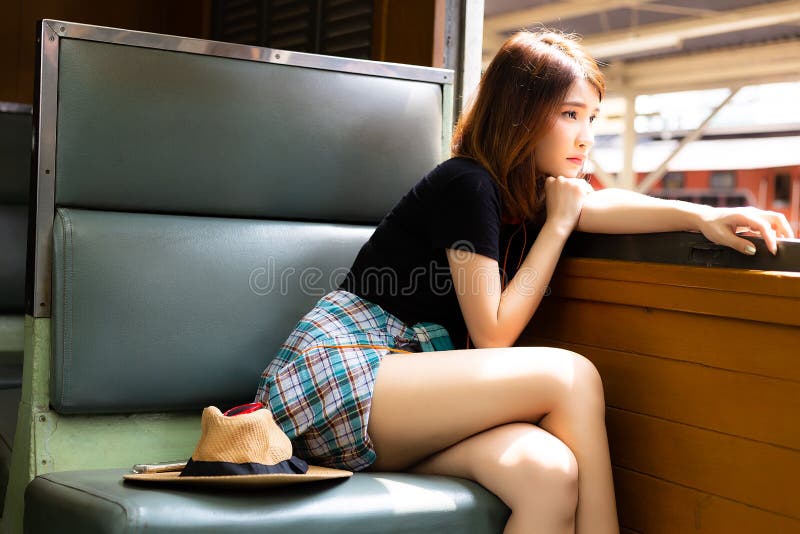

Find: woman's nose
<box><xmin>577</xmin><ymin>123</ymin><xmax>594</xmax><ymax>149</ymax></box>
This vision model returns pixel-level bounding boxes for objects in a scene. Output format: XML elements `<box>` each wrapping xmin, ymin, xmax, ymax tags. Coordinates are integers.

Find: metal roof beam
<box><xmin>583</xmin><ymin>0</ymin><xmax>800</xmax><ymax>59</ymax></box>
<box><xmin>604</xmin><ymin>40</ymin><xmax>800</xmax><ymax>95</ymax></box>
<box><xmin>482</xmin><ymin>0</ymin><xmax>658</xmax><ymax>58</ymax></box>
<box><xmin>636</xmin><ymin>87</ymin><xmax>741</xmax><ymax>194</ymax></box>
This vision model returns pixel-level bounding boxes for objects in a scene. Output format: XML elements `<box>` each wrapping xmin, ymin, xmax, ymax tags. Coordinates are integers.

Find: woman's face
<box><xmin>534</xmin><ymin>78</ymin><xmax>600</xmax><ymax>178</ymax></box>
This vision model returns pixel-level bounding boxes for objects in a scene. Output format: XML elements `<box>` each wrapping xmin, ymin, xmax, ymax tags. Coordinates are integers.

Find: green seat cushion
<box><xmin>25</xmin><ymin>468</ymin><xmax>509</xmax><ymax>533</ymax></box>
<box><xmin>51</xmin><ymin>208</ymin><xmax>374</xmax><ymax>414</ymax></box>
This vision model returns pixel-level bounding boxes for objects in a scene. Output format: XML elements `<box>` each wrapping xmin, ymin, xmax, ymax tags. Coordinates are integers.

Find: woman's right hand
<box><xmin>543</xmin><ymin>175</ymin><xmax>594</xmax><ymax>235</ymax></box>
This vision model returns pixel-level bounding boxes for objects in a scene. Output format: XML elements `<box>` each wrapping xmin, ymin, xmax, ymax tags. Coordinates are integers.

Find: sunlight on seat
<box><xmin>373</xmin><ymin>477</ymin><xmax>459</xmax><ymax>513</ymax></box>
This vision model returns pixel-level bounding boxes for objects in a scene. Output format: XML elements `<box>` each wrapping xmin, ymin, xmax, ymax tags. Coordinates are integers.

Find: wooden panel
<box><xmin>558</xmin><ymin>257</ymin><xmax>800</xmax><ymax>298</ymax></box>
<box><xmin>0</xmin><ymin>0</ymin><xmax>23</xmax><ymax>102</ymax></box>
<box><xmin>13</xmin><ymin>1</ymin><xmax>210</xmax><ymax>105</ymax></box>
<box><xmin>530</xmin><ymin>340</ymin><xmax>799</xmax><ymax>449</ymax></box>
<box><xmin>549</xmin><ymin>272</ymin><xmax>800</xmax><ymax>327</ymax></box>
<box><xmin>615</xmin><ymin>467</ymin><xmax>800</xmax><ymax>533</ymax></box>
<box><xmin>519</xmin><ymin>258</ymin><xmax>800</xmax><ymax>529</ymax></box>
<box><xmin>606</xmin><ymin>408</ymin><xmax>800</xmax><ymax>518</ymax></box>
<box><xmin>372</xmin><ymin>0</ymin><xmax>435</xmax><ymax>66</ymax></box>
<box><xmin>521</xmin><ymin>298</ymin><xmax>800</xmax><ymax>382</ymax></box>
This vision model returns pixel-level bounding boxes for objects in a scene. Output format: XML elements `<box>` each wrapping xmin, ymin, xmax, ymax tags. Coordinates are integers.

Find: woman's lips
<box><xmin>566</xmin><ymin>157</ymin><xmax>584</xmax><ymax>165</ymax></box>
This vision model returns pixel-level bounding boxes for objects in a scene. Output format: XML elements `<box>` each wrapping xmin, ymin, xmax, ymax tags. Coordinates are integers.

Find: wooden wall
<box><xmin>2</xmin><ymin>0</ymin><xmax>443</xmax><ymax>106</ymax></box>
<box><xmin>0</xmin><ymin>0</ymin><xmax>211</xmax><ymax>105</ymax></box>
<box><xmin>519</xmin><ymin>258</ymin><xmax>800</xmax><ymax>533</ymax></box>
<box><xmin>372</xmin><ymin>0</ymin><xmax>444</xmax><ymax>67</ymax></box>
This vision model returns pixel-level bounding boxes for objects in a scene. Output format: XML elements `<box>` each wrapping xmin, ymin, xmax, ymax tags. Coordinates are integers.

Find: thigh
<box><xmin>367</xmin><ymin>345</ymin><xmax>598</xmax><ymax>470</ymax></box>
<box><xmin>408</xmin><ymin>422</ymin><xmax>578</xmax><ymax>510</ymax></box>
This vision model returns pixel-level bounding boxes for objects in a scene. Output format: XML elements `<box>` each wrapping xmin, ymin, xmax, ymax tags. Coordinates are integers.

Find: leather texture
<box><xmin>0</xmin><ymin>386</ymin><xmax>20</xmax><ymax>509</ymax></box>
<box><xmin>51</xmin><ymin>208</ymin><xmax>374</xmax><ymax>414</ymax></box>
<box><xmin>0</xmin><ymin>206</ymin><xmax>27</xmax><ymax>313</ymax></box>
<box><xmin>0</xmin><ymin>363</ymin><xmax>22</xmax><ymax>390</ymax></box>
<box><xmin>0</xmin><ymin>111</ymin><xmax>31</xmax><ymax>205</ymax></box>
<box><xmin>25</xmin><ymin>468</ymin><xmax>509</xmax><ymax>533</ymax></box>
<box><xmin>55</xmin><ymin>39</ymin><xmax>443</xmax><ymax>224</ymax></box>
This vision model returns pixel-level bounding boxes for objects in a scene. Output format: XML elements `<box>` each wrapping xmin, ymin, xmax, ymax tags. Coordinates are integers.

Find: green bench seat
<box><xmin>26</xmin><ymin>469</ymin><xmax>507</xmax><ymax>533</ymax></box>
<box><xmin>2</xmin><ymin>19</ymin><xmax>512</xmax><ymax>534</ymax></box>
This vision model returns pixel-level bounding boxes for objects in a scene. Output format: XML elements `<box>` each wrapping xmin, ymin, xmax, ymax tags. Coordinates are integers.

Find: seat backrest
<box><xmin>31</xmin><ymin>20</ymin><xmax>453</xmax><ymax>414</ymax></box>
<box><xmin>0</xmin><ymin>105</ymin><xmax>32</xmax><ymax>314</ymax></box>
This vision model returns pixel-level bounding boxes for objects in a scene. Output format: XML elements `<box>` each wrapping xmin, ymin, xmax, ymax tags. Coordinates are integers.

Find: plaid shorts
<box><xmin>255</xmin><ymin>289</ymin><xmax>454</xmax><ymax>471</ymax></box>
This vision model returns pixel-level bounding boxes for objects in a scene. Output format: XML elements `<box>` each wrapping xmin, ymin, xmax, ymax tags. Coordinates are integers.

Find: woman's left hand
<box><xmin>697</xmin><ymin>206</ymin><xmax>795</xmax><ymax>256</ymax></box>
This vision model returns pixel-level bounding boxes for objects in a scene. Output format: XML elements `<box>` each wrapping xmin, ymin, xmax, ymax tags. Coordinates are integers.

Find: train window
<box><xmin>700</xmin><ymin>195</ymin><xmax>719</xmax><ymax>206</ymax></box>
<box><xmin>662</xmin><ymin>172</ymin><xmax>685</xmax><ymax>190</ymax></box>
<box><xmin>710</xmin><ymin>171</ymin><xmax>735</xmax><ymax>190</ymax></box>
<box><xmin>724</xmin><ymin>195</ymin><xmax>748</xmax><ymax>207</ymax></box>
<box><xmin>775</xmin><ymin>173</ymin><xmax>791</xmax><ymax>207</ymax></box>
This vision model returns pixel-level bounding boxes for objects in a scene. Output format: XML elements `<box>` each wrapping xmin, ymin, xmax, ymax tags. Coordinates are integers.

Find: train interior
<box><xmin>1</xmin><ymin>1</ymin><xmax>798</xmax><ymax>533</ymax></box>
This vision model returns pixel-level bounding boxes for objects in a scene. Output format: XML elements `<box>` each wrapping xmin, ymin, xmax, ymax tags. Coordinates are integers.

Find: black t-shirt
<box><xmin>339</xmin><ymin>157</ymin><xmax>539</xmax><ymax>348</ymax></box>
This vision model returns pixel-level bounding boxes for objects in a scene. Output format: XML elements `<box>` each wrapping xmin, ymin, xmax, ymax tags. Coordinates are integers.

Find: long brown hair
<box><xmin>452</xmin><ymin>30</ymin><xmax>605</xmax><ymax>223</ymax></box>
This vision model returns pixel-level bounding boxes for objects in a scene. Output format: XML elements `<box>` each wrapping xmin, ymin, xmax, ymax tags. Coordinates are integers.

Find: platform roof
<box><xmin>483</xmin><ymin>0</ymin><xmax>800</xmax><ymax>96</ymax></box>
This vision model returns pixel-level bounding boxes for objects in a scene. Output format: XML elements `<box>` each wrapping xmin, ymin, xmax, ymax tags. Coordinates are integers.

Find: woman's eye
<box><xmin>589</xmin><ymin>115</ymin><xmax>597</xmax><ymax>123</ymax></box>
<box><xmin>563</xmin><ymin>110</ymin><xmax>578</xmax><ymax>120</ymax></box>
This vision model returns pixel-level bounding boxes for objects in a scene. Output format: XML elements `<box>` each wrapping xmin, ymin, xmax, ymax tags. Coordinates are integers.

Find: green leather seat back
<box><xmin>48</xmin><ymin>38</ymin><xmax>447</xmax><ymax>414</ymax></box>
<box><xmin>55</xmin><ymin>39</ymin><xmax>443</xmax><ymax>222</ymax></box>
<box><xmin>51</xmin><ymin>209</ymin><xmax>373</xmax><ymax>413</ymax></box>
<box><xmin>0</xmin><ymin>110</ymin><xmax>31</xmax><ymax>313</ymax></box>
<box><xmin>0</xmin><ymin>110</ymin><xmax>30</xmax><ymax>205</ymax></box>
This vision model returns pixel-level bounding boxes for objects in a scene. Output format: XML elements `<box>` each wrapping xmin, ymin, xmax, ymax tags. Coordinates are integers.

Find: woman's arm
<box><xmin>447</xmin><ymin>222</ymin><xmax>570</xmax><ymax>348</ymax></box>
<box><xmin>576</xmin><ymin>188</ymin><xmax>706</xmax><ymax>233</ymax></box>
<box><xmin>448</xmin><ymin>176</ymin><xmax>589</xmax><ymax>348</ymax></box>
<box><xmin>576</xmin><ymin>187</ymin><xmax>795</xmax><ymax>255</ymax></box>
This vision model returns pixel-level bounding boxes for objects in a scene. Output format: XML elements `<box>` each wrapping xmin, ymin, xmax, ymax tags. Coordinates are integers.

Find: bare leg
<box><xmin>411</xmin><ymin>422</ymin><xmax>579</xmax><ymax>534</ymax></box>
<box><xmin>367</xmin><ymin>346</ymin><xmax>619</xmax><ymax>534</ymax></box>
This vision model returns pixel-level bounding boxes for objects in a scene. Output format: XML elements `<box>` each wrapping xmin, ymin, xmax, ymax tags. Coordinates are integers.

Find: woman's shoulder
<box><xmin>427</xmin><ymin>157</ymin><xmax>498</xmax><ymax>194</ymax></box>
<box><xmin>433</xmin><ymin>156</ymin><xmax>491</xmax><ymax>177</ymax></box>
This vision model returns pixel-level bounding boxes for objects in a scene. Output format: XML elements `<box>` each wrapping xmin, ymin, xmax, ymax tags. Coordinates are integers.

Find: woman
<box><xmin>256</xmin><ymin>31</ymin><xmax>793</xmax><ymax>533</ymax></box>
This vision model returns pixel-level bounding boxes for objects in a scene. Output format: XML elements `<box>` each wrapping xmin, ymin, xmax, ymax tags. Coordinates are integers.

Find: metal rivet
<box><xmin>41</xmin><ymin>459</ymin><xmax>47</xmax><ymax>464</ymax></box>
<box><xmin>39</xmin><ymin>302</ymin><xmax>45</xmax><ymax>307</ymax></box>
<box><xmin>49</xmin><ymin>36</ymin><xmax>54</xmax><ymax>42</ymax></box>
<box><xmin>275</xmin><ymin>54</ymin><xmax>280</xmax><ymax>59</ymax></box>
<box><xmin>39</xmin><ymin>415</ymin><xmax>46</xmax><ymax>422</ymax></box>
<box><xmin>60</xmin><ymin>26</ymin><xmax>65</xmax><ymax>32</ymax></box>
<box><xmin>45</xmin><ymin>169</ymin><xmax>50</xmax><ymax>174</ymax></box>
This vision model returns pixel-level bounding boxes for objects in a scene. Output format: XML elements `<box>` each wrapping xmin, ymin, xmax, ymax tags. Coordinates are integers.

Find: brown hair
<box><xmin>452</xmin><ymin>30</ymin><xmax>605</xmax><ymax>224</ymax></box>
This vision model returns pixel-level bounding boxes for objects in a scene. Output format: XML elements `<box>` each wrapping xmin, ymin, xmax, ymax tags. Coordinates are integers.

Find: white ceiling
<box><xmin>483</xmin><ymin>0</ymin><xmax>800</xmax><ymax>95</ymax></box>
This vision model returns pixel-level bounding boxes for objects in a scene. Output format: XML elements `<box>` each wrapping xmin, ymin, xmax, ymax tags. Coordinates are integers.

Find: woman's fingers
<box><xmin>749</xmin><ymin>216</ymin><xmax>778</xmax><ymax>254</ymax></box>
<box><xmin>699</xmin><ymin>207</ymin><xmax>796</xmax><ymax>256</ymax></box>
<box><xmin>769</xmin><ymin>211</ymin><xmax>794</xmax><ymax>238</ymax></box>
<box><xmin>719</xmin><ymin>210</ymin><xmax>779</xmax><ymax>255</ymax></box>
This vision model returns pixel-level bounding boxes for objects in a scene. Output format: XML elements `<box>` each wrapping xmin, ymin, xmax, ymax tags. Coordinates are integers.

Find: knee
<box><xmin>503</xmin><ymin>430</ymin><xmax>579</xmax><ymax>513</ymax></box>
<box><xmin>556</xmin><ymin>348</ymin><xmax>606</xmax><ymax>411</ymax></box>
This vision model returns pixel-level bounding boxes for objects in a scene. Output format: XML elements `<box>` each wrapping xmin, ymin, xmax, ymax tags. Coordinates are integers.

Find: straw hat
<box><xmin>123</xmin><ymin>404</ymin><xmax>352</xmax><ymax>487</ymax></box>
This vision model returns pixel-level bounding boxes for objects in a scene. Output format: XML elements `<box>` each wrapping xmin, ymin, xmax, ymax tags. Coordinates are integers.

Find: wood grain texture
<box><xmin>522</xmin><ymin>298</ymin><xmax>800</xmax><ymax>382</ymax></box>
<box><xmin>524</xmin><ymin>339</ymin><xmax>799</xmax><ymax>449</ymax></box>
<box><xmin>606</xmin><ymin>408</ymin><xmax>799</xmax><ymax>518</ymax></box>
<box><xmin>556</xmin><ymin>258</ymin><xmax>800</xmax><ymax>299</ymax></box>
<box><xmin>615</xmin><ymin>467</ymin><xmax>800</xmax><ymax>533</ymax></box>
<box><xmin>518</xmin><ymin>258</ymin><xmax>800</xmax><ymax>529</ymax></box>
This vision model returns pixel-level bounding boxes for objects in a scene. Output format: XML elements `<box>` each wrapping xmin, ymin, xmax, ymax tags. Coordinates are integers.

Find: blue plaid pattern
<box><xmin>255</xmin><ymin>290</ymin><xmax>454</xmax><ymax>471</ymax></box>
